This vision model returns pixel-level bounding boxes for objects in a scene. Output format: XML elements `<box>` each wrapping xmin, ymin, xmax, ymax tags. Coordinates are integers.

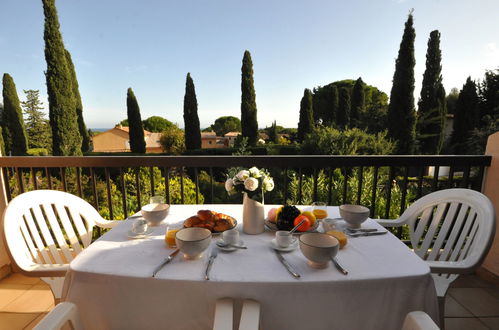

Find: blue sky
<box><xmin>1</xmin><ymin>0</ymin><xmax>498</xmax><ymax>129</ymax></box>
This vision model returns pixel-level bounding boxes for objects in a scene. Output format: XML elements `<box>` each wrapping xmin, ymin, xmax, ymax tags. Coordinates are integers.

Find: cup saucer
<box><xmin>216</xmin><ymin>238</ymin><xmax>245</xmax><ymax>252</ymax></box>
<box><xmin>127</xmin><ymin>228</ymin><xmax>154</xmax><ymax>239</ymax></box>
<box><xmin>270</xmin><ymin>238</ymin><xmax>298</xmax><ymax>252</ymax></box>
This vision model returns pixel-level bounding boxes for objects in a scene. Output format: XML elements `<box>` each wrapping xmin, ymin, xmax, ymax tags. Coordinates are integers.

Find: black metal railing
<box><xmin>0</xmin><ymin>155</ymin><xmax>491</xmax><ymax>224</ymax></box>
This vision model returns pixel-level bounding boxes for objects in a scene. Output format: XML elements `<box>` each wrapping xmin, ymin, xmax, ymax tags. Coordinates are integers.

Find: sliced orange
<box><xmin>326</xmin><ymin>230</ymin><xmax>347</xmax><ymax>248</ymax></box>
<box><xmin>313</xmin><ymin>209</ymin><xmax>328</xmax><ymax>219</ymax></box>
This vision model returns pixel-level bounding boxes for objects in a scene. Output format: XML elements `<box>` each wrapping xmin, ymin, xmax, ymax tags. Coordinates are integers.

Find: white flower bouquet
<box><xmin>225</xmin><ymin>167</ymin><xmax>274</xmax><ymax>201</ymax></box>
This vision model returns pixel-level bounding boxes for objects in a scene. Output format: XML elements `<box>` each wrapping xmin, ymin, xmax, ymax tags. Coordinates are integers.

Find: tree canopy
<box><xmin>142</xmin><ymin>116</ymin><xmax>174</xmax><ymax>132</ymax></box>
<box><xmin>21</xmin><ymin>89</ymin><xmax>51</xmax><ymax>151</ymax></box>
<box><xmin>159</xmin><ymin>125</ymin><xmax>185</xmax><ymax>154</ymax></box>
<box><xmin>210</xmin><ymin>116</ymin><xmax>241</xmax><ymax>136</ymax></box>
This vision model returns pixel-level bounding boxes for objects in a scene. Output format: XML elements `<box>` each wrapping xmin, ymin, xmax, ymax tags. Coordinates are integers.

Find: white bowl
<box><xmin>299</xmin><ymin>233</ymin><xmax>339</xmax><ymax>269</ymax></box>
<box><xmin>339</xmin><ymin>204</ymin><xmax>370</xmax><ymax>229</ymax></box>
<box><xmin>141</xmin><ymin>203</ymin><xmax>170</xmax><ymax>226</ymax></box>
<box><xmin>175</xmin><ymin>228</ymin><xmax>211</xmax><ymax>259</ymax></box>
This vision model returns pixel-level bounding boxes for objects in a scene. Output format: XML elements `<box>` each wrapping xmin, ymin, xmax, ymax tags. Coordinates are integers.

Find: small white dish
<box><xmin>216</xmin><ymin>238</ymin><xmax>245</xmax><ymax>252</ymax></box>
<box><xmin>270</xmin><ymin>238</ymin><xmax>298</xmax><ymax>252</ymax></box>
<box><xmin>127</xmin><ymin>228</ymin><xmax>154</xmax><ymax>239</ymax></box>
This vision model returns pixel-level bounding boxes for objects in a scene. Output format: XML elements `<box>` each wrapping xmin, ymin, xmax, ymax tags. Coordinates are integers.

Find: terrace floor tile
<box><xmin>448</xmin><ymin>288</ymin><xmax>499</xmax><ymax>317</ymax></box>
<box><xmin>0</xmin><ymin>312</ymin><xmax>40</xmax><ymax>330</ymax></box>
<box><xmin>2</xmin><ymin>283</ymin><xmax>54</xmax><ymax>314</ymax></box>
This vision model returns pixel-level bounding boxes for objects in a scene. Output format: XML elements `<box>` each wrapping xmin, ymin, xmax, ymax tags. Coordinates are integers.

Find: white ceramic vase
<box><xmin>242</xmin><ymin>193</ymin><xmax>265</xmax><ymax>234</ymax></box>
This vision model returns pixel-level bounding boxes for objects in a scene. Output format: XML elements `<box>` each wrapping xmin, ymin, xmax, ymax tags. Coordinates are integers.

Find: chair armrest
<box><xmin>95</xmin><ymin>218</ymin><xmax>121</xmax><ymax>229</ymax></box>
<box><xmin>376</xmin><ymin>218</ymin><xmax>406</xmax><ymax>227</ymax></box>
<box><xmin>34</xmin><ymin>302</ymin><xmax>82</xmax><ymax>330</ymax></box>
<box><xmin>426</xmin><ymin>260</ymin><xmax>477</xmax><ymax>274</ymax></box>
<box><xmin>20</xmin><ymin>264</ymin><xmax>69</xmax><ymax>277</ymax></box>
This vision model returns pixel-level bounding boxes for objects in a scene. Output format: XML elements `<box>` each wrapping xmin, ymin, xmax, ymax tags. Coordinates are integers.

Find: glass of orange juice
<box><xmin>165</xmin><ymin>222</ymin><xmax>182</xmax><ymax>248</ymax></box>
<box><xmin>312</xmin><ymin>202</ymin><xmax>328</xmax><ymax>220</ymax></box>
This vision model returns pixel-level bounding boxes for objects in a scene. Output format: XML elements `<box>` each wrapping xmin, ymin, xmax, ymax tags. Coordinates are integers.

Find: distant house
<box><xmin>92</xmin><ymin>125</ymin><xmax>163</xmax><ymax>153</ymax></box>
<box><xmin>224</xmin><ymin>132</ymin><xmax>240</xmax><ymax>147</ymax></box>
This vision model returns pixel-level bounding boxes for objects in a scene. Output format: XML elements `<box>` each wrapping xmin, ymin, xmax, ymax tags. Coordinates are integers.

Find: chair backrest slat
<box><xmin>54</xmin><ymin>204</ymin><xmax>83</xmax><ymax>257</ymax></box>
<box><xmin>439</xmin><ymin>204</ymin><xmax>469</xmax><ymax>261</ymax></box>
<box><xmin>19</xmin><ymin>219</ymin><xmax>42</xmax><ymax>264</ymax></box>
<box><xmin>30</xmin><ymin>204</ymin><xmax>64</xmax><ymax>265</ymax></box>
<box><xmin>67</xmin><ymin>207</ymin><xmax>92</xmax><ymax>248</ymax></box>
<box><xmin>411</xmin><ymin>207</ymin><xmax>433</xmax><ymax>248</ymax></box>
<box><xmin>23</xmin><ymin>209</ymin><xmax>52</xmax><ymax>264</ymax></box>
<box><xmin>448</xmin><ymin>209</ymin><xmax>476</xmax><ymax>262</ymax></box>
<box><xmin>457</xmin><ymin>213</ymin><xmax>479</xmax><ymax>262</ymax></box>
<box><xmin>418</xmin><ymin>203</ymin><xmax>447</xmax><ymax>258</ymax></box>
<box><xmin>42</xmin><ymin>203</ymin><xmax>74</xmax><ymax>263</ymax></box>
<box><xmin>428</xmin><ymin>202</ymin><xmax>460</xmax><ymax>261</ymax></box>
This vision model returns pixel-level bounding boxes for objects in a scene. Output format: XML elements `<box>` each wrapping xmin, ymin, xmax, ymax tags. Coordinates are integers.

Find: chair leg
<box><xmin>437</xmin><ymin>295</ymin><xmax>445</xmax><ymax>329</ymax></box>
<box><xmin>213</xmin><ymin>298</ymin><xmax>233</xmax><ymax>330</ymax></box>
<box><xmin>239</xmin><ymin>299</ymin><xmax>260</xmax><ymax>330</ymax></box>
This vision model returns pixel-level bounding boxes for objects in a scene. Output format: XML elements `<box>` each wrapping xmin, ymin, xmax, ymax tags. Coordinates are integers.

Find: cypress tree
<box><xmin>297</xmin><ymin>89</ymin><xmax>314</xmax><ymax>142</ymax></box>
<box><xmin>0</xmin><ymin>127</ymin><xmax>4</xmax><ymax>156</ymax></box>
<box><xmin>451</xmin><ymin>77</ymin><xmax>479</xmax><ymax>154</ymax></box>
<box><xmin>241</xmin><ymin>50</ymin><xmax>258</xmax><ymax>146</ymax></box>
<box><xmin>387</xmin><ymin>12</ymin><xmax>417</xmax><ymax>154</ymax></box>
<box><xmin>417</xmin><ymin>30</ymin><xmax>446</xmax><ymax>154</ymax></box>
<box><xmin>42</xmin><ymin>0</ymin><xmax>82</xmax><ymax>156</ymax></box>
<box><xmin>350</xmin><ymin>77</ymin><xmax>365</xmax><ymax>128</ymax></box>
<box><xmin>126</xmin><ymin>88</ymin><xmax>146</xmax><ymax>154</ymax></box>
<box><xmin>268</xmin><ymin>120</ymin><xmax>279</xmax><ymax>143</ymax></box>
<box><xmin>183</xmin><ymin>73</ymin><xmax>201</xmax><ymax>150</ymax></box>
<box><xmin>65</xmin><ymin>49</ymin><xmax>90</xmax><ymax>152</ymax></box>
<box><xmin>328</xmin><ymin>85</ymin><xmax>339</xmax><ymax>127</ymax></box>
<box><xmin>337</xmin><ymin>87</ymin><xmax>351</xmax><ymax>128</ymax></box>
<box><xmin>2</xmin><ymin>74</ymin><xmax>28</xmax><ymax>155</ymax></box>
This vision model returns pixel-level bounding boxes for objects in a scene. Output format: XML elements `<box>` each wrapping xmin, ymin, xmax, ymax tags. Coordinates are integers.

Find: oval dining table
<box><xmin>61</xmin><ymin>204</ymin><xmax>438</xmax><ymax>330</ymax></box>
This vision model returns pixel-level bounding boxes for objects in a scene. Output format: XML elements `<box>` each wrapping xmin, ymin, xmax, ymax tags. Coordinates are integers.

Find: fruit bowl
<box><xmin>264</xmin><ymin>219</ymin><xmax>319</xmax><ymax>233</ymax></box>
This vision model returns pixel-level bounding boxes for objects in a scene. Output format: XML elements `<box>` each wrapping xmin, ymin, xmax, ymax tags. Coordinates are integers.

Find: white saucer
<box><xmin>127</xmin><ymin>228</ymin><xmax>154</xmax><ymax>239</ymax></box>
<box><xmin>216</xmin><ymin>238</ymin><xmax>245</xmax><ymax>252</ymax></box>
<box><xmin>270</xmin><ymin>238</ymin><xmax>298</xmax><ymax>252</ymax></box>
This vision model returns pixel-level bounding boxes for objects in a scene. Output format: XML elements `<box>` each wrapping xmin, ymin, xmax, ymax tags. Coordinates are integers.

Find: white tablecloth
<box><xmin>62</xmin><ymin>205</ymin><xmax>438</xmax><ymax>330</ymax></box>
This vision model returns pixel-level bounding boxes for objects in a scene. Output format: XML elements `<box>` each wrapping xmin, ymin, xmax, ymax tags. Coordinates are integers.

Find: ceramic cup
<box><xmin>222</xmin><ymin>229</ymin><xmax>239</xmax><ymax>245</ymax></box>
<box><xmin>276</xmin><ymin>230</ymin><xmax>293</xmax><ymax>247</ymax></box>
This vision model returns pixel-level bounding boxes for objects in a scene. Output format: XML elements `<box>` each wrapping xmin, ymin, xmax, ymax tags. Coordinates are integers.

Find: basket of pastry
<box><xmin>183</xmin><ymin>210</ymin><xmax>237</xmax><ymax>233</ymax></box>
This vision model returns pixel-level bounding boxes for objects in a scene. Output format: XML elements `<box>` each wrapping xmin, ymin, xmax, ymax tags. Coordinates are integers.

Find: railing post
<box><xmin>481</xmin><ymin>132</ymin><xmax>499</xmax><ymax>281</ymax></box>
<box><xmin>0</xmin><ymin>151</ymin><xmax>12</xmax><ymax>279</ymax></box>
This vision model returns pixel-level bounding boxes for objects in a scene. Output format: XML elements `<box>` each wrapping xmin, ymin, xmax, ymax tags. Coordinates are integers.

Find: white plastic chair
<box><xmin>377</xmin><ymin>188</ymin><xmax>496</xmax><ymax>327</ymax></box>
<box><xmin>402</xmin><ymin>311</ymin><xmax>439</xmax><ymax>330</ymax></box>
<box><xmin>2</xmin><ymin>190</ymin><xmax>120</xmax><ymax>299</ymax></box>
<box><xmin>213</xmin><ymin>298</ymin><xmax>260</xmax><ymax>330</ymax></box>
<box><xmin>34</xmin><ymin>302</ymin><xmax>83</xmax><ymax>330</ymax></box>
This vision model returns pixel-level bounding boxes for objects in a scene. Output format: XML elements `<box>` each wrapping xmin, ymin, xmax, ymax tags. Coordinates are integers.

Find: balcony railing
<box><xmin>0</xmin><ymin>155</ymin><xmax>491</xmax><ymax>226</ymax></box>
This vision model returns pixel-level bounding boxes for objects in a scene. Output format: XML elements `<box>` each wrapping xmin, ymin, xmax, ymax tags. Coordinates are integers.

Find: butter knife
<box><xmin>152</xmin><ymin>249</ymin><xmax>180</xmax><ymax>277</ymax></box>
<box><xmin>275</xmin><ymin>250</ymin><xmax>300</xmax><ymax>278</ymax></box>
<box><xmin>347</xmin><ymin>231</ymin><xmax>388</xmax><ymax>238</ymax></box>
<box><xmin>331</xmin><ymin>257</ymin><xmax>348</xmax><ymax>275</ymax></box>
<box><xmin>205</xmin><ymin>248</ymin><xmax>218</xmax><ymax>280</ymax></box>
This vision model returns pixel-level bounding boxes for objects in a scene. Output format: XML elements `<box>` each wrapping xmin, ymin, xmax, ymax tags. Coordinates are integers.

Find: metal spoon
<box><xmin>289</xmin><ymin>219</ymin><xmax>307</xmax><ymax>234</ymax></box>
<box><xmin>216</xmin><ymin>241</ymin><xmax>247</xmax><ymax>249</ymax></box>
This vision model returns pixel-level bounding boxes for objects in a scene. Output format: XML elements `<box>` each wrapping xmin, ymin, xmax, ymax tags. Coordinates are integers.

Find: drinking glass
<box><xmin>312</xmin><ymin>201</ymin><xmax>328</xmax><ymax>220</ymax></box>
<box><xmin>150</xmin><ymin>195</ymin><xmax>165</xmax><ymax>204</ymax></box>
<box><xmin>165</xmin><ymin>222</ymin><xmax>182</xmax><ymax>248</ymax></box>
